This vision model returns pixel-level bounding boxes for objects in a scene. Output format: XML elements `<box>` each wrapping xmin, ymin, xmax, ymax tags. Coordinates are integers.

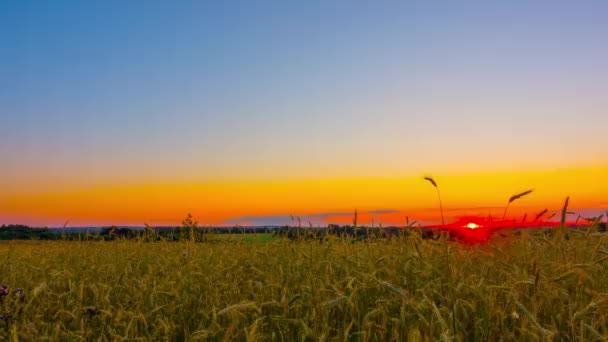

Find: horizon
<box><xmin>3</xmin><ymin>166</ymin><xmax>607</xmax><ymax>227</ymax></box>
<box><xmin>2</xmin><ymin>1</ymin><xmax>607</xmax><ymax>227</ymax></box>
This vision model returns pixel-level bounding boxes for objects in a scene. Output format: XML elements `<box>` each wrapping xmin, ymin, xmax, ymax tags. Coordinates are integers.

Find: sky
<box><xmin>1</xmin><ymin>1</ymin><xmax>607</xmax><ymax>227</ymax></box>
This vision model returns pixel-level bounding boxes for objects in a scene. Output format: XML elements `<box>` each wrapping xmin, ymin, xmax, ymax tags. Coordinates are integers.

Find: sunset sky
<box><xmin>2</xmin><ymin>1</ymin><xmax>607</xmax><ymax>227</ymax></box>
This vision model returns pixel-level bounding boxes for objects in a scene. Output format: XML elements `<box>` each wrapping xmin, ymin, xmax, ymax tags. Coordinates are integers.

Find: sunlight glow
<box><xmin>466</xmin><ymin>223</ymin><xmax>480</xmax><ymax>229</ymax></box>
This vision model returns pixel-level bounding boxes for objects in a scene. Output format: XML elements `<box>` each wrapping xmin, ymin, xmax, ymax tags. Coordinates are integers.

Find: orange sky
<box><xmin>2</xmin><ymin>165</ymin><xmax>606</xmax><ymax>227</ymax></box>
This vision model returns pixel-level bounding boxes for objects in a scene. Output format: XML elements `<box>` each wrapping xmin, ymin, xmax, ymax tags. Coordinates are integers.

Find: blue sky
<box><xmin>3</xmin><ymin>1</ymin><xmax>608</xmax><ymax>185</ymax></box>
<box><xmin>1</xmin><ymin>1</ymin><xmax>608</xmax><ymax>226</ymax></box>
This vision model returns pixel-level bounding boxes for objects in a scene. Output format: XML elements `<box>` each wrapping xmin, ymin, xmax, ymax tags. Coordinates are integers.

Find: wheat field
<box><xmin>1</xmin><ymin>228</ymin><xmax>607</xmax><ymax>340</ymax></box>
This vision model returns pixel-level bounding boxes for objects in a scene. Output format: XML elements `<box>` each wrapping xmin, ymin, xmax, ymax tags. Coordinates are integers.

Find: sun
<box><xmin>465</xmin><ymin>222</ymin><xmax>480</xmax><ymax>229</ymax></box>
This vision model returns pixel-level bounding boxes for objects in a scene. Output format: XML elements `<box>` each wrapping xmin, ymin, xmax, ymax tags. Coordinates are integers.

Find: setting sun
<box><xmin>466</xmin><ymin>223</ymin><xmax>481</xmax><ymax>229</ymax></box>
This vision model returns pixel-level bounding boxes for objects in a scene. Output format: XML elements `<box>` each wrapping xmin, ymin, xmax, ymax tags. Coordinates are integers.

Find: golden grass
<box><xmin>1</xmin><ymin>229</ymin><xmax>608</xmax><ymax>340</ymax></box>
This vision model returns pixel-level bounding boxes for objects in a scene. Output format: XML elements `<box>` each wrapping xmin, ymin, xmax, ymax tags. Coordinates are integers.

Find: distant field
<box><xmin>0</xmin><ymin>228</ymin><xmax>607</xmax><ymax>340</ymax></box>
<box><xmin>207</xmin><ymin>232</ymin><xmax>275</xmax><ymax>243</ymax></box>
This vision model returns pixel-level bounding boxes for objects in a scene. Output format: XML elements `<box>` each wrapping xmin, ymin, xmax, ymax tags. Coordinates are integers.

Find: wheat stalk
<box><xmin>502</xmin><ymin>189</ymin><xmax>533</xmax><ymax>220</ymax></box>
<box><xmin>535</xmin><ymin>208</ymin><xmax>548</xmax><ymax>222</ymax></box>
<box><xmin>559</xmin><ymin>196</ymin><xmax>569</xmax><ymax>231</ymax></box>
<box><xmin>423</xmin><ymin>176</ymin><xmax>445</xmax><ymax>225</ymax></box>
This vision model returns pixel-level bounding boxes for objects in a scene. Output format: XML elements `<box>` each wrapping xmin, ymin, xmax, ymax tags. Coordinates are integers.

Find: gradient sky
<box><xmin>2</xmin><ymin>1</ymin><xmax>607</xmax><ymax>227</ymax></box>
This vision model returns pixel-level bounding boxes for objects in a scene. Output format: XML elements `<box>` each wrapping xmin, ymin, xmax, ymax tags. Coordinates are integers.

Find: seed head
<box><xmin>423</xmin><ymin>177</ymin><xmax>438</xmax><ymax>188</ymax></box>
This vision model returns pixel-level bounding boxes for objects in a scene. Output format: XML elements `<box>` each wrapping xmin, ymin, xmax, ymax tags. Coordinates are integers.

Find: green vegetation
<box><xmin>0</xmin><ymin>225</ymin><xmax>607</xmax><ymax>340</ymax></box>
<box><xmin>0</xmin><ymin>223</ymin><xmax>281</xmax><ymax>242</ymax></box>
<box><xmin>0</xmin><ymin>225</ymin><xmax>59</xmax><ymax>241</ymax></box>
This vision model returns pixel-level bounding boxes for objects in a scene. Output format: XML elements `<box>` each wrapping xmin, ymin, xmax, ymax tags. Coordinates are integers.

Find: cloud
<box><xmin>568</xmin><ymin>208</ymin><xmax>607</xmax><ymax>219</ymax></box>
<box><xmin>224</xmin><ymin>209</ymin><xmax>404</xmax><ymax>226</ymax></box>
<box><xmin>223</xmin><ymin>206</ymin><xmax>608</xmax><ymax>226</ymax></box>
<box><xmin>443</xmin><ymin>206</ymin><xmax>503</xmax><ymax>212</ymax></box>
<box><xmin>308</xmin><ymin>211</ymin><xmax>354</xmax><ymax>217</ymax></box>
<box><xmin>224</xmin><ymin>212</ymin><xmax>355</xmax><ymax>226</ymax></box>
<box><xmin>367</xmin><ymin>209</ymin><xmax>399</xmax><ymax>214</ymax></box>
<box><xmin>224</xmin><ymin>215</ymin><xmax>292</xmax><ymax>226</ymax></box>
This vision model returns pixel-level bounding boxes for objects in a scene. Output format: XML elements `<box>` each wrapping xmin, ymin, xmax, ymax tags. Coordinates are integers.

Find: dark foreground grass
<box><xmin>0</xmin><ymin>229</ymin><xmax>607</xmax><ymax>340</ymax></box>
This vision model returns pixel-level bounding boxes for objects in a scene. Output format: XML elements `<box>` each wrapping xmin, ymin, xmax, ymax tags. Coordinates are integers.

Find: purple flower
<box><xmin>0</xmin><ymin>311</ymin><xmax>14</xmax><ymax>322</ymax></box>
<box><xmin>0</xmin><ymin>285</ymin><xmax>8</xmax><ymax>297</ymax></box>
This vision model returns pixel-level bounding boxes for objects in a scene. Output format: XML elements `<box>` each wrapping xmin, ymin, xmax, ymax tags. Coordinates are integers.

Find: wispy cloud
<box><xmin>368</xmin><ymin>209</ymin><xmax>399</xmax><ymax>214</ymax></box>
<box><xmin>224</xmin><ymin>215</ymin><xmax>293</xmax><ymax>226</ymax></box>
<box><xmin>224</xmin><ymin>209</ymin><xmax>399</xmax><ymax>226</ymax></box>
<box><xmin>223</xmin><ymin>206</ymin><xmax>608</xmax><ymax>226</ymax></box>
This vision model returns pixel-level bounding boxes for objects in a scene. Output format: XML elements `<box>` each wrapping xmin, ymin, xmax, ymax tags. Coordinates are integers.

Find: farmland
<box><xmin>1</xmin><ymin>226</ymin><xmax>607</xmax><ymax>340</ymax></box>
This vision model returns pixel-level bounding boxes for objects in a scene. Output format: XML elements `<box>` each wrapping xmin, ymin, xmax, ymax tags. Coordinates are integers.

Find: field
<box><xmin>1</xmin><ymin>228</ymin><xmax>607</xmax><ymax>340</ymax></box>
<box><xmin>207</xmin><ymin>233</ymin><xmax>275</xmax><ymax>244</ymax></box>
